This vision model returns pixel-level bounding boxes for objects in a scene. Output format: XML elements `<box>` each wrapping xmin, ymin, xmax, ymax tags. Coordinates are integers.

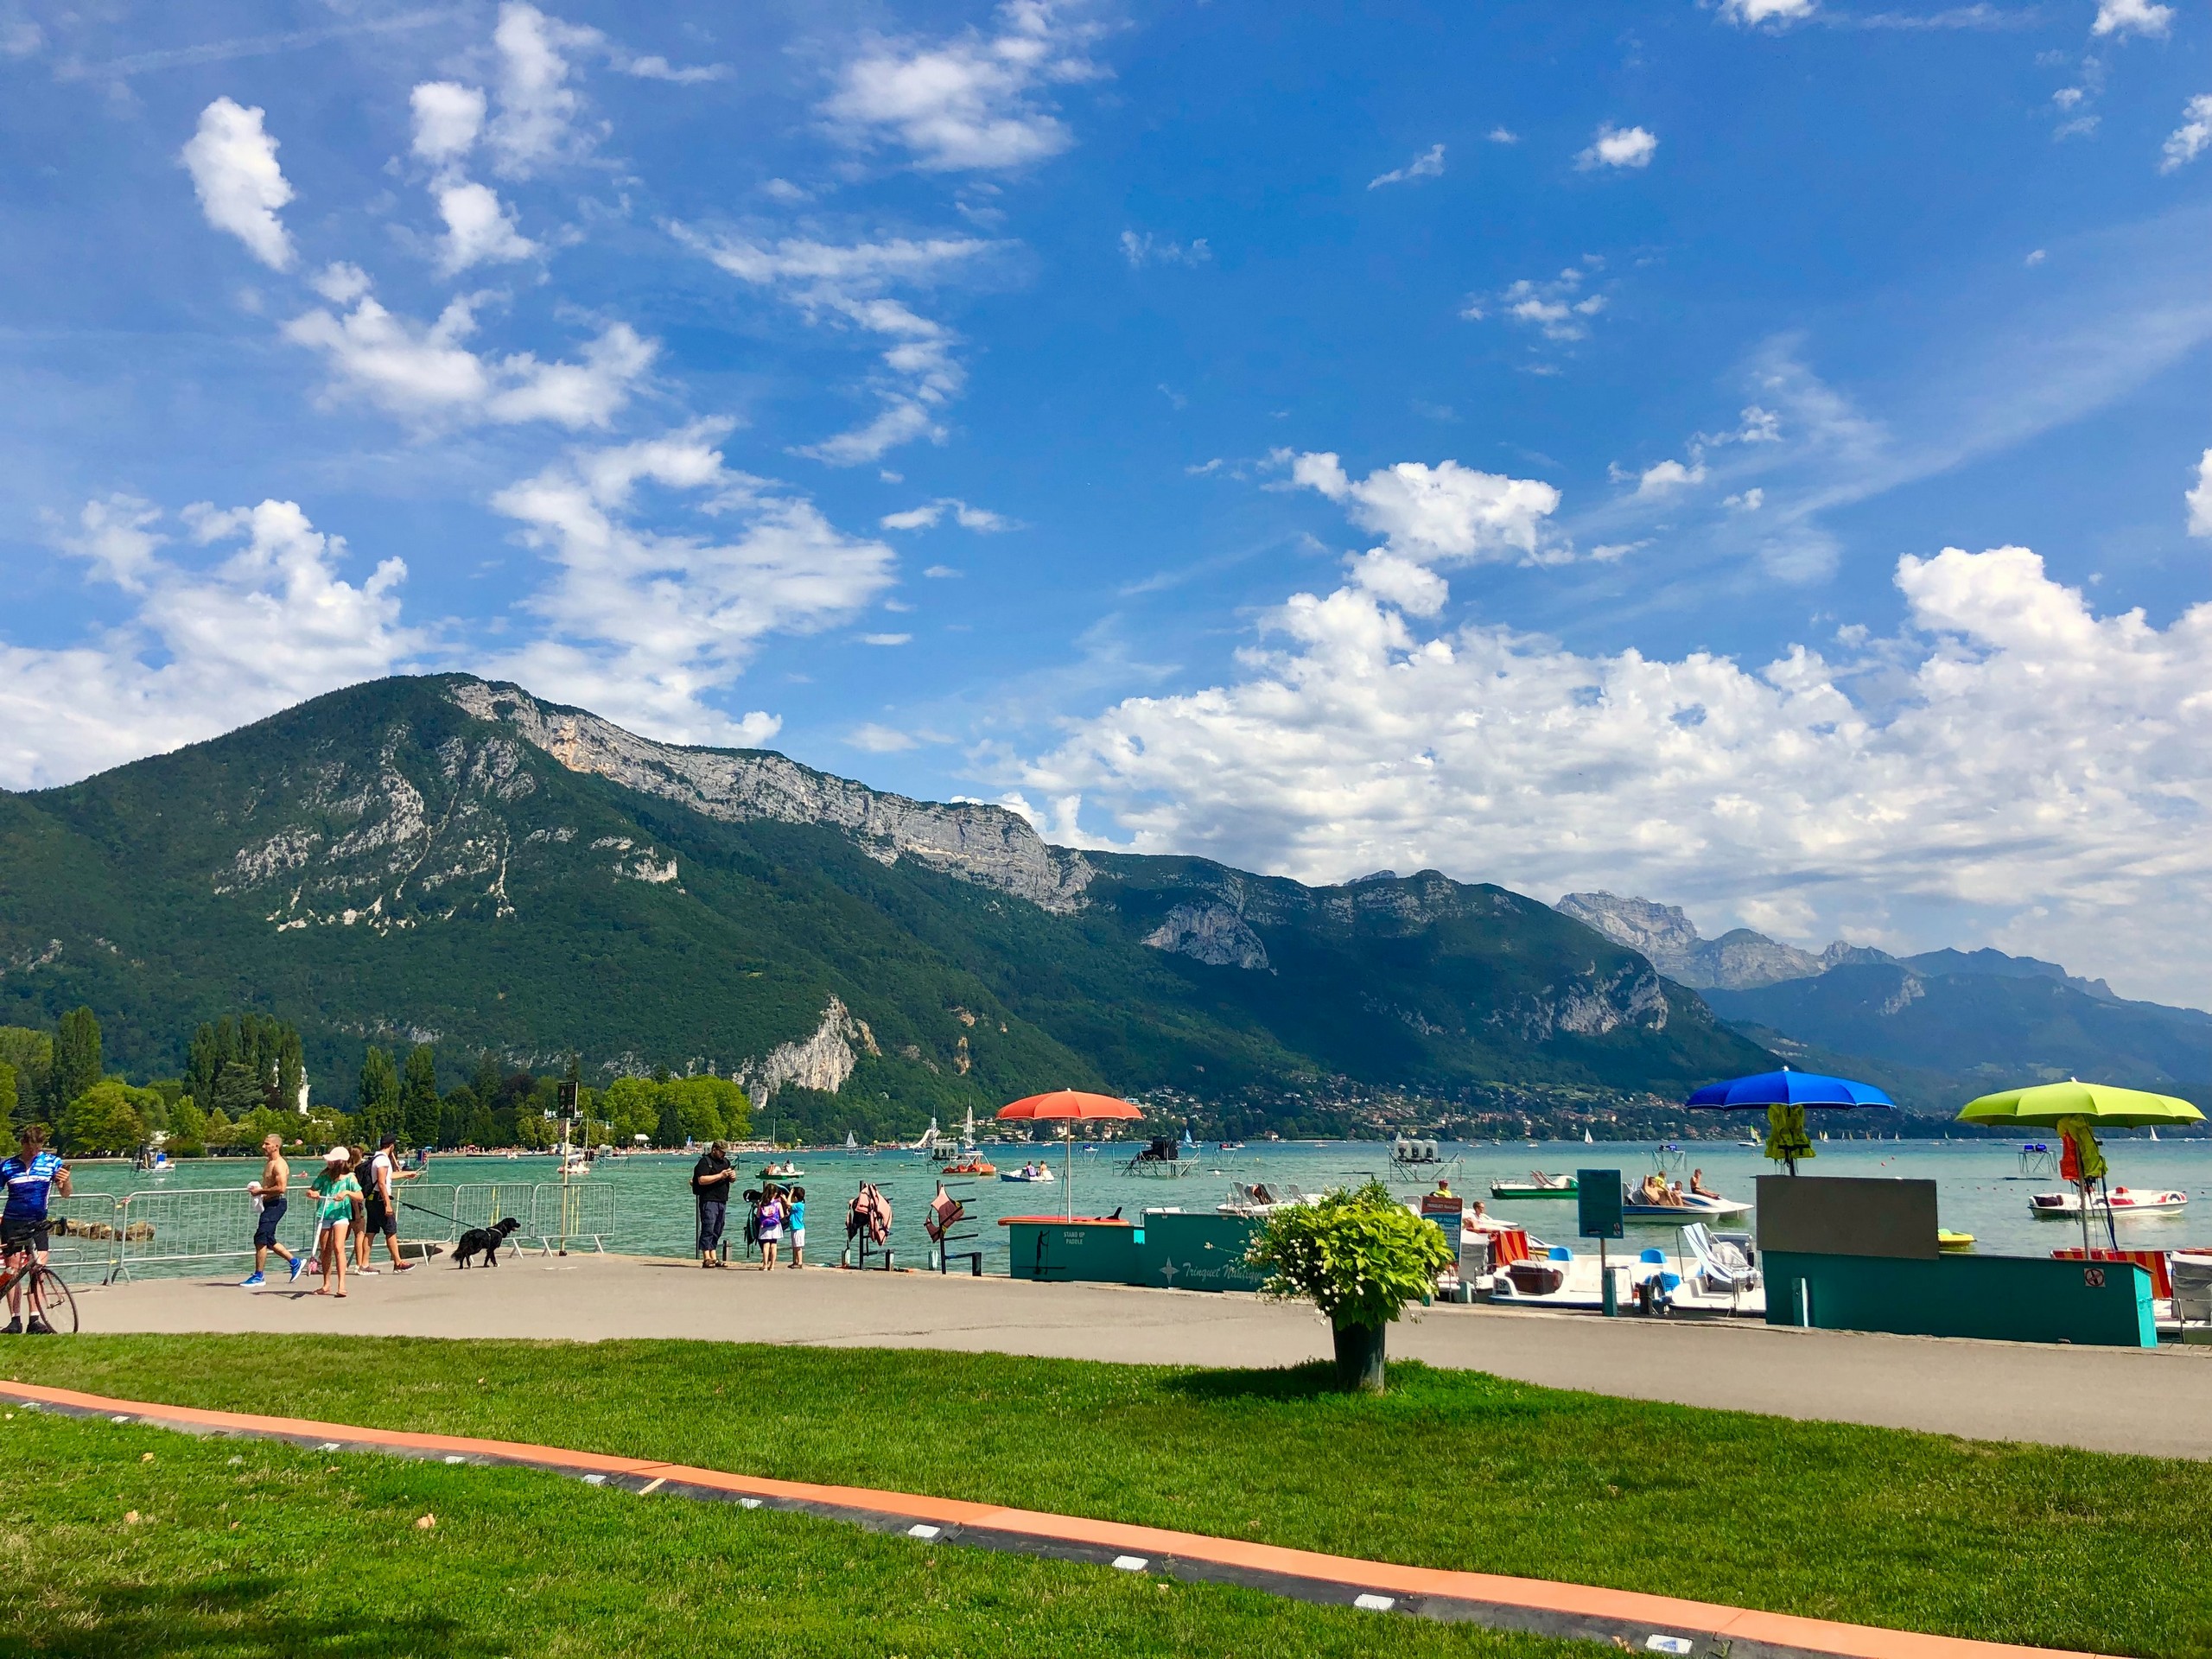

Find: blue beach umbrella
<box><xmin>1685</xmin><ymin>1066</ymin><xmax>1893</xmax><ymax>1174</ymax></box>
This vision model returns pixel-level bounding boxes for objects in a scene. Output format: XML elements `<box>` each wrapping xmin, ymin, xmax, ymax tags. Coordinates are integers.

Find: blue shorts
<box><xmin>253</xmin><ymin>1197</ymin><xmax>287</xmax><ymax>1249</ymax></box>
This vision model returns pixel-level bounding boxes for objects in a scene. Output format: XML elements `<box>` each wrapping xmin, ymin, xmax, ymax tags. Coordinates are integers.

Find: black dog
<box><xmin>454</xmin><ymin>1217</ymin><xmax>521</xmax><ymax>1268</ymax></box>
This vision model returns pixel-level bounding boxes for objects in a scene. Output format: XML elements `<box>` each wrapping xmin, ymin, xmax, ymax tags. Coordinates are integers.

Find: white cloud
<box><xmin>1576</xmin><ymin>124</ymin><xmax>1658</xmax><ymax>170</ymax></box>
<box><xmin>880</xmin><ymin>498</ymin><xmax>1017</xmax><ymax>531</ymax></box>
<box><xmin>1487</xmin><ymin>127</ymin><xmax>1520</xmax><ymax>145</ymax></box>
<box><xmin>1471</xmin><ymin>264</ymin><xmax>1609</xmax><ymax>342</ymax></box>
<box><xmin>1018</xmin><ymin>545</ymin><xmax>2212</xmax><ymax>1002</ymax></box>
<box><xmin>861</xmin><ymin>632</ymin><xmax>913</xmax><ymax>645</ymax></box>
<box><xmin>2093</xmin><ymin>0</ymin><xmax>2172</xmax><ymax>37</ymax></box>
<box><xmin>849</xmin><ymin>723</ymin><xmax>918</xmax><ymax>752</ymax></box>
<box><xmin>487</xmin><ymin>423</ymin><xmax>895</xmax><ymax>744</ymax></box>
<box><xmin>1725</xmin><ymin>487</ymin><xmax>1766</xmax><ymax>511</ymax></box>
<box><xmin>1120</xmin><ymin>230</ymin><xmax>1211</xmax><ymax>266</ymax></box>
<box><xmin>1369</xmin><ymin>143</ymin><xmax>1445</xmax><ymax>188</ymax></box>
<box><xmin>2186</xmin><ymin>450</ymin><xmax>2212</xmax><ymax>537</ymax></box>
<box><xmin>2161</xmin><ymin>95</ymin><xmax>2212</xmax><ymax>172</ymax></box>
<box><xmin>283</xmin><ymin>278</ymin><xmax>653</xmax><ymax>430</ymax></box>
<box><xmin>2025</xmin><ymin>248</ymin><xmax>2047</xmax><ymax>265</ymax></box>
<box><xmin>677</xmin><ymin>228</ymin><xmax>994</xmax><ymax>465</ymax></box>
<box><xmin>430</xmin><ymin>179</ymin><xmax>538</xmax><ymax>273</ymax></box>
<box><xmin>924</xmin><ymin>564</ymin><xmax>963</xmax><ymax>578</ymax></box>
<box><xmin>1</xmin><ymin>17</ymin><xmax>42</xmax><ymax>56</ymax></box>
<box><xmin>1720</xmin><ymin>0</ymin><xmax>1816</xmax><ymax>22</ymax></box>
<box><xmin>1634</xmin><ymin>458</ymin><xmax>1708</xmax><ymax>496</ymax></box>
<box><xmin>0</xmin><ymin>497</ymin><xmax>416</xmax><ymax>789</ymax></box>
<box><xmin>410</xmin><ymin>81</ymin><xmax>486</xmax><ymax>164</ymax></box>
<box><xmin>613</xmin><ymin>52</ymin><xmax>727</xmax><ymax>85</ymax></box>
<box><xmin>181</xmin><ymin>98</ymin><xmax>296</xmax><ymax>270</ymax></box>
<box><xmin>486</xmin><ymin>2</ymin><xmax>603</xmax><ymax>177</ymax></box>
<box><xmin>1284</xmin><ymin>449</ymin><xmax>1562</xmax><ymax>583</ymax></box>
<box><xmin>823</xmin><ymin>0</ymin><xmax>1103</xmax><ymax>172</ymax></box>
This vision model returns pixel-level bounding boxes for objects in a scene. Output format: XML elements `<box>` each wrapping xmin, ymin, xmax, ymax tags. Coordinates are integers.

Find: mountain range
<box><xmin>0</xmin><ymin>677</ymin><xmax>1769</xmax><ymax>1138</ymax></box>
<box><xmin>1557</xmin><ymin>893</ymin><xmax>2212</xmax><ymax>1109</ymax></box>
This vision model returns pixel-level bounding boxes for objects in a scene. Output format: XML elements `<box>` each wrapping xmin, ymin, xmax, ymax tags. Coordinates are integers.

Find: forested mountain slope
<box><xmin>0</xmin><ymin>677</ymin><xmax>1768</xmax><ymax>1132</ymax></box>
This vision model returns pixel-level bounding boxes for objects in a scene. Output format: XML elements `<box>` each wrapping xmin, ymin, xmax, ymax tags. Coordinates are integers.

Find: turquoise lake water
<box><xmin>68</xmin><ymin>1133</ymin><xmax>2212</xmax><ymax>1275</ymax></box>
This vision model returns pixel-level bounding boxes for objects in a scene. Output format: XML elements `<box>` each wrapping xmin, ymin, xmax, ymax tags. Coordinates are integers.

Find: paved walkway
<box><xmin>7</xmin><ymin>1377</ymin><xmax>2117</xmax><ymax>1659</ymax></box>
<box><xmin>73</xmin><ymin>1255</ymin><xmax>2212</xmax><ymax>1459</ymax></box>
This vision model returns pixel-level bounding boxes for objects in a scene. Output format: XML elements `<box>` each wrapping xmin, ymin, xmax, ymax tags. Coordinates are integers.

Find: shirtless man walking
<box><xmin>241</xmin><ymin>1133</ymin><xmax>303</xmax><ymax>1287</ymax></box>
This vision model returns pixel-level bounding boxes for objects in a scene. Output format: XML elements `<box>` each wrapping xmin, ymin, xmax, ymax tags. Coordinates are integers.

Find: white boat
<box><xmin>1000</xmin><ymin>1163</ymin><xmax>1056</xmax><ymax>1183</ymax></box>
<box><xmin>1219</xmin><ymin>1180</ymin><xmax>1319</xmax><ymax>1215</ymax></box>
<box><xmin>1622</xmin><ymin>1191</ymin><xmax>1752</xmax><ymax>1222</ymax></box>
<box><xmin>2030</xmin><ymin>1187</ymin><xmax>2188</xmax><ymax>1218</ymax></box>
<box><xmin>1583</xmin><ymin>1129</ymin><xmax>1594</xmax><ymax>1145</ymax></box>
<box><xmin>845</xmin><ymin>1132</ymin><xmax>858</xmax><ymax>1150</ymax></box>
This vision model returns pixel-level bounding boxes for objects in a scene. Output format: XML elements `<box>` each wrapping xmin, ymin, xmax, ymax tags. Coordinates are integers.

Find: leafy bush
<box><xmin>1245</xmin><ymin>1179</ymin><xmax>1455</xmax><ymax>1330</ymax></box>
<box><xmin>1245</xmin><ymin>1179</ymin><xmax>1457</xmax><ymax>1392</ymax></box>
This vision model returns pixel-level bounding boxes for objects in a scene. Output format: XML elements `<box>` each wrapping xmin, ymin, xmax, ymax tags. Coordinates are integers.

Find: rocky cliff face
<box><xmin>739</xmin><ymin>995</ymin><xmax>881</xmax><ymax>1100</ymax></box>
<box><xmin>1557</xmin><ymin>892</ymin><xmax>1835</xmax><ymax>990</ymax></box>
<box><xmin>450</xmin><ymin>680</ymin><xmax>1093</xmax><ymax>913</ymax></box>
<box><xmin>1142</xmin><ymin>901</ymin><xmax>1271</xmax><ymax>970</ymax></box>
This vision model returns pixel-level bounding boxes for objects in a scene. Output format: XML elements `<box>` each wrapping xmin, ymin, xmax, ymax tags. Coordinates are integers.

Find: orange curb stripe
<box><xmin>4</xmin><ymin>1381</ymin><xmax>2115</xmax><ymax>1659</ymax></box>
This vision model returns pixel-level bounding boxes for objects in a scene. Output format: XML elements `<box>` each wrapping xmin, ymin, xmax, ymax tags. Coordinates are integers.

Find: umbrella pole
<box><xmin>1065</xmin><ymin>1128</ymin><xmax>1074</xmax><ymax>1222</ymax></box>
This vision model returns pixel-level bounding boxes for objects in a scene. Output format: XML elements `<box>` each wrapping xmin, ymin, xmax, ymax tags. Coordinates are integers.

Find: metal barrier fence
<box><xmin>97</xmin><ymin>1181</ymin><xmax>620</xmax><ymax>1281</ymax></box>
<box><xmin>116</xmin><ymin>1187</ymin><xmax>322</xmax><ymax>1281</ymax></box>
<box><xmin>46</xmin><ymin>1196</ymin><xmax>130</xmax><ymax>1285</ymax></box>
<box><xmin>527</xmin><ymin>1182</ymin><xmax>615</xmax><ymax>1254</ymax></box>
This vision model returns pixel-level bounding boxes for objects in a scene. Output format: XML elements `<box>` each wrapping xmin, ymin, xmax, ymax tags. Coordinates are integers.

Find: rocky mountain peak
<box><xmin>448</xmin><ymin>678</ymin><xmax>1094</xmax><ymax>913</ymax></box>
<box><xmin>1556</xmin><ymin>891</ymin><xmax>1862</xmax><ymax>991</ymax></box>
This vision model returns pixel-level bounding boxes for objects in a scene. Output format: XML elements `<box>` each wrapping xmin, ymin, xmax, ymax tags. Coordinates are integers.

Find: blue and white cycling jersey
<box><xmin>0</xmin><ymin>1150</ymin><xmax>64</xmax><ymax>1222</ymax></box>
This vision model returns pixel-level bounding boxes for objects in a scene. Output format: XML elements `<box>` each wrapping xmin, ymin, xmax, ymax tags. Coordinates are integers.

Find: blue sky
<box><xmin>7</xmin><ymin>0</ymin><xmax>2212</xmax><ymax>999</ymax></box>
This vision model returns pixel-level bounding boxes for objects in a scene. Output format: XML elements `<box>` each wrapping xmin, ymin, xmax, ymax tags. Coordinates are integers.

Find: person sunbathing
<box><xmin>1690</xmin><ymin>1168</ymin><xmax>1719</xmax><ymax>1199</ymax></box>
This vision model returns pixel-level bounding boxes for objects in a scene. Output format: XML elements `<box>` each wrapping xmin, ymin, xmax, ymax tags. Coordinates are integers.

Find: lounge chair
<box><xmin>2174</xmin><ymin>1253</ymin><xmax>2212</xmax><ymax>1331</ymax></box>
<box><xmin>1681</xmin><ymin>1222</ymin><xmax>1758</xmax><ymax>1296</ymax></box>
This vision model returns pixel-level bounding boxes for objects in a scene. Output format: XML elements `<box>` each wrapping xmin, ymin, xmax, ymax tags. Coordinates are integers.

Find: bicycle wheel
<box><xmin>29</xmin><ymin>1266</ymin><xmax>78</xmax><ymax>1334</ymax></box>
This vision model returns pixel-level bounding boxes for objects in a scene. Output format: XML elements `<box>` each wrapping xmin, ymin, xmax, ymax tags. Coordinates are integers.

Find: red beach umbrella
<box><xmin>996</xmin><ymin>1091</ymin><xmax>1144</xmax><ymax>1220</ymax></box>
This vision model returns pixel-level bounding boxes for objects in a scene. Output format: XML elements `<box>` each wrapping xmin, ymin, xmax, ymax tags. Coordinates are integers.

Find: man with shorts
<box><xmin>1</xmin><ymin>1123</ymin><xmax>69</xmax><ymax>1334</ymax></box>
<box><xmin>359</xmin><ymin>1135</ymin><xmax>417</xmax><ymax>1274</ymax></box>
<box><xmin>240</xmin><ymin>1133</ymin><xmax>304</xmax><ymax>1287</ymax></box>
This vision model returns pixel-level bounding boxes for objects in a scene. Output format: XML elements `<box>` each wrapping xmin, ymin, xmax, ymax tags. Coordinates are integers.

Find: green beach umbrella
<box><xmin>1956</xmin><ymin>1081</ymin><xmax>2202</xmax><ymax>1251</ymax></box>
<box><xmin>1955</xmin><ymin>1079</ymin><xmax>2204</xmax><ymax>1129</ymax></box>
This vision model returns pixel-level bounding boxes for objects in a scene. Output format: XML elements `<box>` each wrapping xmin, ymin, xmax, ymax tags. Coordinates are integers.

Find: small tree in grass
<box><xmin>1244</xmin><ymin>1179</ymin><xmax>1456</xmax><ymax>1393</ymax></box>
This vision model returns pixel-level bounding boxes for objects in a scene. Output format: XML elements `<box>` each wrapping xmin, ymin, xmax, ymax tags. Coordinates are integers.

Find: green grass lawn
<box><xmin>8</xmin><ymin>1337</ymin><xmax>2211</xmax><ymax>1657</ymax></box>
<box><xmin>0</xmin><ymin>1410</ymin><xmax>1604</xmax><ymax>1659</ymax></box>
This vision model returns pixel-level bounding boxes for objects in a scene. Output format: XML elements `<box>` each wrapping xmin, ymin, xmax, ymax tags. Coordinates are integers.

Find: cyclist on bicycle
<box><xmin>2</xmin><ymin>1123</ymin><xmax>70</xmax><ymax>1334</ymax></box>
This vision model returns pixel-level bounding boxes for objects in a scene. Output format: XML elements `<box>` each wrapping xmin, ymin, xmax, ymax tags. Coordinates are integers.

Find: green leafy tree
<box><xmin>276</xmin><ymin>1024</ymin><xmax>305</xmax><ymax>1112</ymax></box>
<box><xmin>58</xmin><ymin>1078</ymin><xmax>152</xmax><ymax>1155</ymax></box>
<box><xmin>472</xmin><ymin>1050</ymin><xmax>503</xmax><ymax>1106</ymax></box>
<box><xmin>202</xmin><ymin>1107</ymin><xmax>233</xmax><ymax>1149</ymax></box>
<box><xmin>52</xmin><ymin>1007</ymin><xmax>101</xmax><ymax>1116</ymax></box>
<box><xmin>357</xmin><ymin>1046</ymin><xmax>401</xmax><ymax>1142</ymax></box>
<box><xmin>0</xmin><ymin>1063</ymin><xmax>14</xmax><ymax>1126</ymax></box>
<box><xmin>666</xmin><ymin>1075</ymin><xmax>749</xmax><ymax>1142</ymax></box>
<box><xmin>0</xmin><ymin>1030</ymin><xmax>51</xmax><ymax>1128</ymax></box>
<box><xmin>168</xmin><ymin>1096</ymin><xmax>208</xmax><ymax>1157</ymax></box>
<box><xmin>1245</xmin><ymin>1179</ymin><xmax>1456</xmax><ymax>1393</ymax></box>
<box><xmin>400</xmin><ymin>1044</ymin><xmax>441</xmax><ymax>1148</ymax></box>
<box><xmin>212</xmin><ymin>1060</ymin><xmax>267</xmax><ymax>1120</ymax></box>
